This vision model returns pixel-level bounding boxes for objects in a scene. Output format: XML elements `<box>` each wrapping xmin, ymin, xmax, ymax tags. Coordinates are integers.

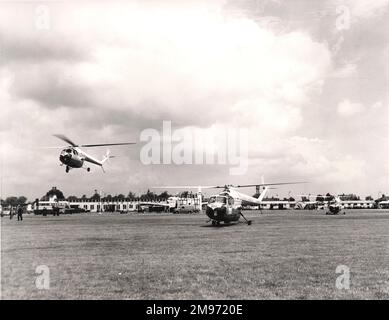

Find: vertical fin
<box><xmin>258</xmin><ymin>186</ymin><xmax>269</xmax><ymax>202</ymax></box>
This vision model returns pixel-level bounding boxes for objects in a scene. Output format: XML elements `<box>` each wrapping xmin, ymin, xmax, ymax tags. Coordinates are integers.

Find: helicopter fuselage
<box><xmin>205</xmin><ymin>202</ymin><xmax>241</xmax><ymax>223</ymax></box>
<box><xmin>326</xmin><ymin>202</ymin><xmax>343</xmax><ymax>215</ymax></box>
<box><xmin>59</xmin><ymin>148</ymin><xmax>84</xmax><ymax>168</ymax></box>
<box><xmin>58</xmin><ymin>147</ymin><xmax>106</xmax><ymax>173</ymax></box>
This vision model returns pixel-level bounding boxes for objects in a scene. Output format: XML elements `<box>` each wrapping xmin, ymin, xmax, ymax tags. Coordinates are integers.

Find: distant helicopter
<box><xmin>51</xmin><ymin>134</ymin><xmax>135</xmax><ymax>173</ymax></box>
<box><xmin>155</xmin><ymin>181</ymin><xmax>307</xmax><ymax>226</ymax></box>
<box><xmin>324</xmin><ymin>195</ymin><xmax>345</xmax><ymax>215</ymax></box>
<box><xmin>297</xmin><ymin>194</ymin><xmax>345</xmax><ymax>215</ymax></box>
<box><xmin>295</xmin><ymin>194</ymin><xmax>319</xmax><ymax>210</ymax></box>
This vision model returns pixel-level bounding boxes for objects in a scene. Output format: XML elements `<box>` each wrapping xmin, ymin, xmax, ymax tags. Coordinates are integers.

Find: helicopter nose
<box><xmin>59</xmin><ymin>153</ymin><xmax>72</xmax><ymax>164</ymax></box>
<box><xmin>206</xmin><ymin>206</ymin><xmax>226</xmax><ymax>219</ymax></box>
<box><xmin>206</xmin><ymin>206</ymin><xmax>216</xmax><ymax>218</ymax></box>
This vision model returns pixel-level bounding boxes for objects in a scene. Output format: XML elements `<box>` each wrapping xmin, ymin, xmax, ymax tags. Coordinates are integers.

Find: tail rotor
<box><xmin>101</xmin><ymin>149</ymin><xmax>115</xmax><ymax>173</ymax></box>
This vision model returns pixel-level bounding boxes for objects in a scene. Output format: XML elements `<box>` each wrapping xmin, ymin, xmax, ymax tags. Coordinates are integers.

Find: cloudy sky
<box><xmin>0</xmin><ymin>0</ymin><xmax>388</xmax><ymax>200</ymax></box>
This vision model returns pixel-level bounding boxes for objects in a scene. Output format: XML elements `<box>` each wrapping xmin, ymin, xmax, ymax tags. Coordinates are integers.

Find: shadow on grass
<box><xmin>200</xmin><ymin>222</ymin><xmax>247</xmax><ymax>228</ymax></box>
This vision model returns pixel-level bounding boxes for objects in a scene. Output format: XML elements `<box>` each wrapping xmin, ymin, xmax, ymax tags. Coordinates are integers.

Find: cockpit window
<box><xmin>66</xmin><ymin>149</ymin><xmax>72</xmax><ymax>153</ymax></box>
<box><xmin>218</xmin><ymin>197</ymin><xmax>227</xmax><ymax>204</ymax></box>
<box><xmin>209</xmin><ymin>196</ymin><xmax>227</xmax><ymax>204</ymax></box>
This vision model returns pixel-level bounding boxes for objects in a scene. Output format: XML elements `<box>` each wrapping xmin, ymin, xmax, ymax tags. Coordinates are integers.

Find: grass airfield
<box><xmin>1</xmin><ymin>210</ymin><xmax>388</xmax><ymax>299</ymax></box>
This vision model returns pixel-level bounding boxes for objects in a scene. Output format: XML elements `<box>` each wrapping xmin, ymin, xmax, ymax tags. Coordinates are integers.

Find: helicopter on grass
<box><xmin>154</xmin><ymin>181</ymin><xmax>307</xmax><ymax>226</ymax></box>
<box><xmin>324</xmin><ymin>195</ymin><xmax>345</xmax><ymax>215</ymax></box>
<box><xmin>297</xmin><ymin>194</ymin><xmax>345</xmax><ymax>215</ymax></box>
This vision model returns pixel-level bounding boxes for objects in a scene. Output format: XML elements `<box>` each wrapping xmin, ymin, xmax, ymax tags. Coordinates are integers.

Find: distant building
<box><xmin>30</xmin><ymin>192</ymin><xmax>203</xmax><ymax>214</ymax></box>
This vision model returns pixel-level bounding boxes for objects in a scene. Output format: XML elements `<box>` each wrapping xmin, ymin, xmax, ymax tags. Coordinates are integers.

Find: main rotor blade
<box><xmin>80</xmin><ymin>142</ymin><xmax>136</xmax><ymax>148</ymax></box>
<box><xmin>152</xmin><ymin>186</ymin><xmax>218</xmax><ymax>189</ymax></box>
<box><xmin>233</xmin><ymin>182</ymin><xmax>308</xmax><ymax>188</ymax></box>
<box><xmin>53</xmin><ymin>134</ymin><xmax>77</xmax><ymax>147</ymax></box>
<box><xmin>201</xmin><ymin>182</ymin><xmax>308</xmax><ymax>189</ymax></box>
<box><xmin>38</xmin><ymin>146</ymin><xmax>66</xmax><ymax>149</ymax></box>
<box><xmin>153</xmin><ymin>182</ymin><xmax>307</xmax><ymax>190</ymax></box>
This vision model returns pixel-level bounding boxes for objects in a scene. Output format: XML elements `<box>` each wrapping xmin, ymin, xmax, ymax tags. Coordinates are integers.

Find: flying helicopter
<box><xmin>154</xmin><ymin>181</ymin><xmax>307</xmax><ymax>226</ymax></box>
<box><xmin>51</xmin><ymin>134</ymin><xmax>136</xmax><ymax>173</ymax></box>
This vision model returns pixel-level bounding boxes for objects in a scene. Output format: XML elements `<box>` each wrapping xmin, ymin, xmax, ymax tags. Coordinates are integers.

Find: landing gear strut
<box><xmin>240</xmin><ymin>212</ymin><xmax>252</xmax><ymax>225</ymax></box>
<box><xmin>65</xmin><ymin>166</ymin><xmax>69</xmax><ymax>173</ymax></box>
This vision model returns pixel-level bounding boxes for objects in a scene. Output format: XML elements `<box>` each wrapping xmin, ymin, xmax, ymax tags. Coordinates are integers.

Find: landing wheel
<box><xmin>65</xmin><ymin>166</ymin><xmax>69</xmax><ymax>173</ymax></box>
<box><xmin>87</xmin><ymin>167</ymin><xmax>90</xmax><ymax>172</ymax></box>
<box><xmin>247</xmin><ymin>220</ymin><xmax>252</xmax><ymax>226</ymax></box>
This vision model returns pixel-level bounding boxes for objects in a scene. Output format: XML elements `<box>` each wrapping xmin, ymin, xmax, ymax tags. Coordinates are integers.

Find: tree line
<box><xmin>43</xmin><ymin>187</ymin><xmax>173</xmax><ymax>202</ymax></box>
<box><xmin>1</xmin><ymin>196</ymin><xmax>28</xmax><ymax>207</ymax></box>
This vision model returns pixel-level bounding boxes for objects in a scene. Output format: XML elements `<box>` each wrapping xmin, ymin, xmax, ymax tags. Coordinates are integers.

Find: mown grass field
<box><xmin>1</xmin><ymin>210</ymin><xmax>388</xmax><ymax>299</ymax></box>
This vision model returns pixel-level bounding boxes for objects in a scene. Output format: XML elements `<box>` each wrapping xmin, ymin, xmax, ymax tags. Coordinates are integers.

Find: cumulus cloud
<box><xmin>337</xmin><ymin>99</ymin><xmax>365</xmax><ymax>116</ymax></box>
<box><xmin>0</xmin><ymin>31</ymin><xmax>88</xmax><ymax>64</ymax></box>
<box><xmin>249</xmin><ymin>136</ymin><xmax>366</xmax><ymax>180</ymax></box>
<box><xmin>331</xmin><ymin>62</ymin><xmax>357</xmax><ymax>78</ymax></box>
<box><xmin>2</xmin><ymin>6</ymin><xmax>331</xmax><ymax>129</ymax></box>
<box><xmin>344</xmin><ymin>0</ymin><xmax>389</xmax><ymax>19</ymax></box>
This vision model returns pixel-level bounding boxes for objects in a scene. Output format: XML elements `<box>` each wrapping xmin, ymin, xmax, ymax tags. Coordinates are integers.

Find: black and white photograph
<box><xmin>0</xmin><ymin>0</ymin><xmax>388</xmax><ymax>305</ymax></box>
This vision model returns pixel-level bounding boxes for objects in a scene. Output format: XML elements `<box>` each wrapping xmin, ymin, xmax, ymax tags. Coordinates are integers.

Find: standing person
<box><xmin>53</xmin><ymin>206</ymin><xmax>60</xmax><ymax>216</ymax></box>
<box><xmin>17</xmin><ymin>205</ymin><xmax>23</xmax><ymax>221</ymax></box>
<box><xmin>9</xmin><ymin>206</ymin><xmax>13</xmax><ymax>220</ymax></box>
